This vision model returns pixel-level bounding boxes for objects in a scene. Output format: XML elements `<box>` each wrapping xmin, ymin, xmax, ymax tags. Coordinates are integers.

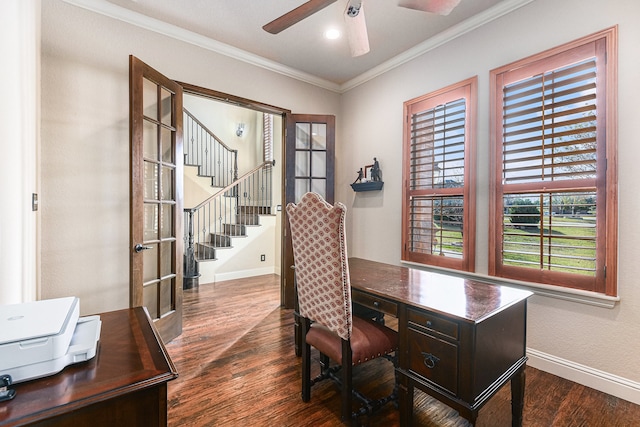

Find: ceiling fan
<box><xmin>263</xmin><ymin>0</ymin><xmax>462</xmax><ymax>57</ymax></box>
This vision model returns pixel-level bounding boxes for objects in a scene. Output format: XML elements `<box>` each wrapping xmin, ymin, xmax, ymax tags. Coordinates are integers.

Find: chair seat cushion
<box><xmin>306</xmin><ymin>316</ymin><xmax>398</xmax><ymax>366</ymax></box>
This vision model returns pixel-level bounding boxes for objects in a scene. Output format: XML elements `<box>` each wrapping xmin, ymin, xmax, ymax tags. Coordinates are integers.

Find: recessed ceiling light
<box><xmin>324</xmin><ymin>28</ymin><xmax>341</xmax><ymax>40</ymax></box>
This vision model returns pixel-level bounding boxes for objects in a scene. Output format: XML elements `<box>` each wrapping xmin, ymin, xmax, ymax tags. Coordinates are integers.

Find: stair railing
<box><xmin>183</xmin><ymin>160</ymin><xmax>275</xmax><ymax>283</ymax></box>
<box><xmin>184</xmin><ymin>108</ymin><xmax>238</xmax><ymax>186</ymax></box>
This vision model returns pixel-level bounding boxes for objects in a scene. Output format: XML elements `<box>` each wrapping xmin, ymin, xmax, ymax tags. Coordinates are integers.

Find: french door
<box><xmin>130</xmin><ymin>56</ymin><xmax>335</xmax><ymax>340</ymax></box>
<box><xmin>282</xmin><ymin>113</ymin><xmax>335</xmax><ymax>308</ymax></box>
<box><xmin>129</xmin><ymin>56</ymin><xmax>183</xmax><ymax>342</ymax></box>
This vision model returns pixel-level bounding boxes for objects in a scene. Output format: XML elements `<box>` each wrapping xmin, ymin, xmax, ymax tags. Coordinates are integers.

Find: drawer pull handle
<box><xmin>421</xmin><ymin>352</ymin><xmax>440</xmax><ymax>369</ymax></box>
<box><xmin>425</xmin><ymin>320</ymin><xmax>432</xmax><ymax>327</ymax></box>
<box><xmin>373</xmin><ymin>301</ymin><xmax>380</xmax><ymax>308</ymax></box>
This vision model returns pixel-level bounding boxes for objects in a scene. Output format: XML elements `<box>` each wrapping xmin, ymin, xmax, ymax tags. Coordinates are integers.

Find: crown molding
<box><xmin>339</xmin><ymin>0</ymin><xmax>535</xmax><ymax>92</ymax></box>
<box><xmin>61</xmin><ymin>0</ymin><xmax>342</xmax><ymax>92</ymax></box>
<box><xmin>62</xmin><ymin>0</ymin><xmax>534</xmax><ymax>94</ymax></box>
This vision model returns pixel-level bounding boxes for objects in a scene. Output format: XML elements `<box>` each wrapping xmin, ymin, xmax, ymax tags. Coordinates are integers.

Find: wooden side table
<box><xmin>0</xmin><ymin>307</ymin><xmax>177</xmax><ymax>426</ymax></box>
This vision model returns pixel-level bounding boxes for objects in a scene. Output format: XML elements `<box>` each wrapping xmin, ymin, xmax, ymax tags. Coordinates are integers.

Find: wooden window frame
<box><xmin>489</xmin><ymin>27</ymin><xmax>618</xmax><ymax>296</ymax></box>
<box><xmin>402</xmin><ymin>77</ymin><xmax>477</xmax><ymax>272</ymax></box>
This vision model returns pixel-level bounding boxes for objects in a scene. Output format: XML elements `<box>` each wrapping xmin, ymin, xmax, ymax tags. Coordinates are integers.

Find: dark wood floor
<box><xmin>165</xmin><ymin>274</ymin><xmax>640</xmax><ymax>426</ymax></box>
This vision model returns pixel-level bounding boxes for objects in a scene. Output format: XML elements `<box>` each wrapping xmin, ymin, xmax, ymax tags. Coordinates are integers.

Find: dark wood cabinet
<box><xmin>348</xmin><ymin>258</ymin><xmax>531</xmax><ymax>426</ymax></box>
<box><xmin>401</xmin><ymin>297</ymin><xmax>528</xmax><ymax>425</ymax></box>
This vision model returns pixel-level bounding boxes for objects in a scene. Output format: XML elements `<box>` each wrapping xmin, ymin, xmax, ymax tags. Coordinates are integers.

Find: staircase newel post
<box><xmin>183</xmin><ymin>209</ymin><xmax>200</xmax><ymax>289</ymax></box>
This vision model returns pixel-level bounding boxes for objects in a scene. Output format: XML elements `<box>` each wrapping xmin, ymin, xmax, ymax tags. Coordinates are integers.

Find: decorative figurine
<box><xmin>350</xmin><ymin>158</ymin><xmax>384</xmax><ymax>191</ymax></box>
<box><xmin>370</xmin><ymin>157</ymin><xmax>381</xmax><ymax>182</ymax></box>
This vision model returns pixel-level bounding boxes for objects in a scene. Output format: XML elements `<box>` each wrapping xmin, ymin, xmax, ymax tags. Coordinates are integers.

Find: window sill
<box><xmin>401</xmin><ymin>261</ymin><xmax>619</xmax><ymax>309</ymax></box>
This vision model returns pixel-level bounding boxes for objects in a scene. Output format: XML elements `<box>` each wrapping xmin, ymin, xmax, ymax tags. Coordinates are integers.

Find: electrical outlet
<box><xmin>260</xmin><ymin>254</ymin><xmax>266</xmax><ymax>262</ymax></box>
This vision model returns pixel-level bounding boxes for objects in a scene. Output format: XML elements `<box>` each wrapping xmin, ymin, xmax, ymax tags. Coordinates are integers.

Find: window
<box><xmin>402</xmin><ymin>77</ymin><xmax>477</xmax><ymax>272</ymax></box>
<box><xmin>489</xmin><ymin>27</ymin><xmax>617</xmax><ymax>295</ymax></box>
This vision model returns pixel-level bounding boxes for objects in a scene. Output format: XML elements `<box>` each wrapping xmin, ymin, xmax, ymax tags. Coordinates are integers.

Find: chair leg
<box><xmin>385</xmin><ymin>352</ymin><xmax>400</xmax><ymax>407</ymax></box>
<box><xmin>301</xmin><ymin>317</ymin><xmax>311</xmax><ymax>402</ymax></box>
<box><xmin>319</xmin><ymin>353</ymin><xmax>330</xmax><ymax>377</ymax></box>
<box><xmin>293</xmin><ymin>311</ymin><xmax>301</xmax><ymax>357</ymax></box>
<box><xmin>341</xmin><ymin>339</ymin><xmax>353</xmax><ymax>422</ymax></box>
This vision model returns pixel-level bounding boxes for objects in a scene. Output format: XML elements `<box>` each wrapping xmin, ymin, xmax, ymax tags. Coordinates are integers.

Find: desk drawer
<box><xmin>408</xmin><ymin>309</ymin><xmax>458</xmax><ymax>340</ymax></box>
<box><xmin>352</xmin><ymin>290</ymin><xmax>398</xmax><ymax>317</ymax></box>
<box><xmin>408</xmin><ymin>328</ymin><xmax>458</xmax><ymax>395</ymax></box>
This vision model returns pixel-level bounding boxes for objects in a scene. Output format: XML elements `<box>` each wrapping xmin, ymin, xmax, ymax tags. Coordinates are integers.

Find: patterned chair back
<box><xmin>286</xmin><ymin>192</ymin><xmax>352</xmax><ymax>341</ymax></box>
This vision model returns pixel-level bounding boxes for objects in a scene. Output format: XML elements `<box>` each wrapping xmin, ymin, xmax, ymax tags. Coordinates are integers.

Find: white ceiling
<box><xmin>64</xmin><ymin>0</ymin><xmax>533</xmax><ymax>92</ymax></box>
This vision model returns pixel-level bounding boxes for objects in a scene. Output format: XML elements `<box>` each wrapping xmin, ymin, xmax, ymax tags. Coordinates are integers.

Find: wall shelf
<box><xmin>351</xmin><ymin>181</ymin><xmax>384</xmax><ymax>192</ymax></box>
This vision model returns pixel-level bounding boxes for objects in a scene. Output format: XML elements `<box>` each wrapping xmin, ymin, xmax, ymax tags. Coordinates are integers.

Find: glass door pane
<box><xmin>141</xmin><ymin>76</ymin><xmax>178</xmax><ymax>323</ymax></box>
<box><xmin>294</xmin><ymin>122</ymin><xmax>329</xmax><ymax>202</ymax></box>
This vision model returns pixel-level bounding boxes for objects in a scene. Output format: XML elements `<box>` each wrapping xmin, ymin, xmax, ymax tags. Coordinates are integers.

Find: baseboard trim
<box><xmin>527</xmin><ymin>348</ymin><xmax>640</xmax><ymax>405</ymax></box>
<box><xmin>214</xmin><ymin>267</ymin><xmax>276</xmax><ymax>282</ymax></box>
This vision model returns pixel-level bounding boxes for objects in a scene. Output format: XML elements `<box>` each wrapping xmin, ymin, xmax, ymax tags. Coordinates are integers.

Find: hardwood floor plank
<box><xmin>166</xmin><ymin>275</ymin><xmax>640</xmax><ymax>426</ymax></box>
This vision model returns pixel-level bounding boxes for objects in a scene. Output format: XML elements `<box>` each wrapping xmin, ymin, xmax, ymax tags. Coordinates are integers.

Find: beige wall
<box><xmin>183</xmin><ymin>94</ymin><xmax>262</xmax><ymax>177</ymax></box>
<box><xmin>39</xmin><ymin>0</ymin><xmax>339</xmax><ymax>315</ymax></box>
<box><xmin>338</xmin><ymin>0</ymin><xmax>640</xmax><ymax>401</ymax></box>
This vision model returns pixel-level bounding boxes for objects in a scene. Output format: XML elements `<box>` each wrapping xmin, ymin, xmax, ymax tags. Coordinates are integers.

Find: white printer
<box><xmin>0</xmin><ymin>297</ymin><xmax>101</xmax><ymax>384</ymax></box>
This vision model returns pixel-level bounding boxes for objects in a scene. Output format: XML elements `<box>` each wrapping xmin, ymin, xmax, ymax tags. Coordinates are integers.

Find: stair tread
<box><xmin>195</xmin><ymin>256</ymin><xmax>217</xmax><ymax>261</ymax></box>
<box><xmin>199</xmin><ymin>243</ymin><xmax>234</xmax><ymax>249</ymax></box>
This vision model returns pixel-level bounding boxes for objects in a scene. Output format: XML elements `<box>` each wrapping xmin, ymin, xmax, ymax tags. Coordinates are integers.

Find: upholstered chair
<box><xmin>286</xmin><ymin>192</ymin><xmax>398</xmax><ymax>422</ymax></box>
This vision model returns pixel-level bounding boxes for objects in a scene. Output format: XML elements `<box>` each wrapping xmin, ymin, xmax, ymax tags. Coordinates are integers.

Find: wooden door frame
<box><xmin>177</xmin><ymin>82</ymin><xmax>293</xmax><ymax>307</ymax></box>
<box><xmin>159</xmin><ymin>82</ymin><xmax>336</xmax><ymax>311</ymax></box>
<box><xmin>177</xmin><ymin>82</ymin><xmax>289</xmax><ymax>116</ymax></box>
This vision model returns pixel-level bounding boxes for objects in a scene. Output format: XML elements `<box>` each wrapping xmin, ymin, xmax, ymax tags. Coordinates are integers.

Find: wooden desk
<box><xmin>348</xmin><ymin>258</ymin><xmax>532</xmax><ymax>427</ymax></box>
<box><xmin>0</xmin><ymin>307</ymin><xmax>178</xmax><ymax>427</ymax></box>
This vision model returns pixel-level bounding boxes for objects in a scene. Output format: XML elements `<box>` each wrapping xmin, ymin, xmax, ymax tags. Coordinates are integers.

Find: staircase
<box><xmin>204</xmin><ymin>205</ymin><xmax>272</xmax><ymax>257</ymax></box>
<box><xmin>183</xmin><ymin>108</ymin><xmax>275</xmax><ymax>289</ymax></box>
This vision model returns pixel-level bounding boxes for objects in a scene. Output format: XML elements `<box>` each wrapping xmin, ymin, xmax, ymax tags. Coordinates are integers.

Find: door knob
<box><xmin>134</xmin><ymin>244</ymin><xmax>152</xmax><ymax>253</ymax></box>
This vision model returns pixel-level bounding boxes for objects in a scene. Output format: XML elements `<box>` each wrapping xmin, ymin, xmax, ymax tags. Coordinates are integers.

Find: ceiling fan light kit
<box><xmin>263</xmin><ymin>0</ymin><xmax>462</xmax><ymax>57</ymax></box>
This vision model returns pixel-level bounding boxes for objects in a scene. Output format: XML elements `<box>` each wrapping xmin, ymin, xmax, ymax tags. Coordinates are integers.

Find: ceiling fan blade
<box><xmin>344</xmin><ymin>0</ymin><xmax>370</xmax><ymax>57</ymax></box>
<box><xmin>263</xmin><ymin>0</ymin><xmax>338</xmax><ymax>34</ymax></box>
<box><xmin>397</xmin><ymin>0</ymin><xmax>462</xmax><ymax>15</ymax></box>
